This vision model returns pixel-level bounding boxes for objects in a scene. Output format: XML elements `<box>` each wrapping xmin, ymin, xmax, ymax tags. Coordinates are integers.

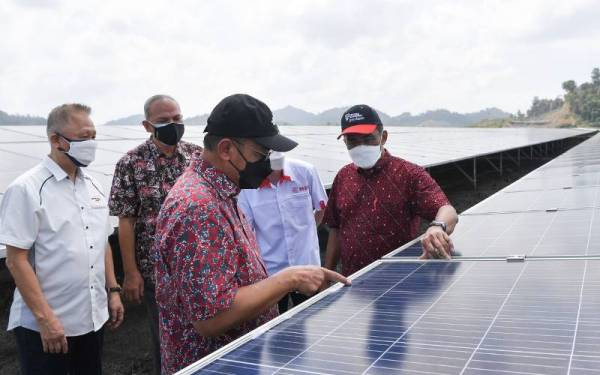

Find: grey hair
<box><xmin>143</xmin><ymin>94</ymin><xmax>178</xmax><ymax>119</ymax></box>
<box><xmin>46</xmin><ymin>103</ymin><xmax>91</xmax><ymax>136</ymax></box>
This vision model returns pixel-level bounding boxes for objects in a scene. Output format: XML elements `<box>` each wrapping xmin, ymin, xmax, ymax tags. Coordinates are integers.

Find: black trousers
<box><xmin>143</xmin><ymin>281</ymin><xmax>161</xmax><ymax>375</ymax></box>
<box><xmin>14</xmin><ymin>326</ymin><xmax>104</xmax><ymax>375</ymax></box>
<box><xmin>277</xmin><ymin>292</ymin><xmax>309</xmax><ymax>314</ymax></box>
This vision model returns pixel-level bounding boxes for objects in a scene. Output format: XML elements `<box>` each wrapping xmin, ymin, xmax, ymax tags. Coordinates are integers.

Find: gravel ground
<box><xmin>0</xmin><ymin>148</ymin><xmax>574</xmax><ymax>374</ymax></box>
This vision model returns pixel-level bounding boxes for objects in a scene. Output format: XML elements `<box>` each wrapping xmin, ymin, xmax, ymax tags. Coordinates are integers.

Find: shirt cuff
<box><xmin>0</xmin><ymin>236</ymin><xmax>34</xmax><ymax>250</ymax></box>
<box><xmin>188</xmin><ymin>285</ymin><xmax>238</xmax><ymax>323</ymax></box>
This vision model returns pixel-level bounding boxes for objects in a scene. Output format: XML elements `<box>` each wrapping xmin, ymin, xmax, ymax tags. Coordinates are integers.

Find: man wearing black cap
<box><xmin>323</xmin><ymin>104</ymin><xmax>459</xmax><ymax>276</ymax></box>
<box><xmin>153</xmin><ymin>94</ymin><xmax>349</xmax><ymax>374</ymax></box>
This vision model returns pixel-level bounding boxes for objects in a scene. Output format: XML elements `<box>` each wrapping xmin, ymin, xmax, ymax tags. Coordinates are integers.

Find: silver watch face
<box><xmin>430</xmin><ymin>221</ymin><xmax>447</xmax><ymax>231</ymax></box>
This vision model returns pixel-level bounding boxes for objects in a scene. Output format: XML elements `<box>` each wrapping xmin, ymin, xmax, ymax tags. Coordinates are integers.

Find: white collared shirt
<box><xmin>238</xmin><ymin>158</ymin><xmax>328</xmax><ymax>275</ymax></box>
<box><xmin>0</xmin><ymin>156</ymin><xmax>111</xmax><ymax>336</ymax></box>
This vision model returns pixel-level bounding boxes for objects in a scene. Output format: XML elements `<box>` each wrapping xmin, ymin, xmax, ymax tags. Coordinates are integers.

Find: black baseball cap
<box><xmin>204</xmin><ymin>94</ymin><xmax>298</xmax><ymax>152</ymax></box>
<box><xmin>338</xmin><ymin>104</ymin><xmax>383</xmax><ymax>139</ymax></box>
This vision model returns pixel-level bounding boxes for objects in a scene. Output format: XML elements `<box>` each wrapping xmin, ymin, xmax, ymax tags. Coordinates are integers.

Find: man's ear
<box><xmin>142</xmin><ymin>120</ymin><xmax>154</xmax><ymax>134</ymax></box>
<box><xmin>216</xmin><ymin>138</ymin><xmax>235</xmax><ymax>161</ymax></box>
<box><xmin>381</xmin><ymin>130</ymin><xmax>388</xmax><ymax>146</ymax></box>
<box><xmin>50</xmin><ymin>134</ymin><xmax>68</xmax><ymax>152</ymax></box>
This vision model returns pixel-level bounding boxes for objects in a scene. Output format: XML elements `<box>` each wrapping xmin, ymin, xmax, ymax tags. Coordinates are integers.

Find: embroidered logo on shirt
<box><xmin>292</xmin><ymin>186</ymin><xmax>309</xmax><ymax>193</ymax></box>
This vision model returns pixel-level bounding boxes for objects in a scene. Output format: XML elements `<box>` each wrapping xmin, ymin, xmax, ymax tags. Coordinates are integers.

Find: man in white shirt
<box><xmin>0</xmin><ymin>103</ymin><xmax>124</xmax><ymax>375</ymax></box>
<box><xmin>238</xmin><ymin>152</ymin><xmax>328</xmax><ymax>313</ymax></box>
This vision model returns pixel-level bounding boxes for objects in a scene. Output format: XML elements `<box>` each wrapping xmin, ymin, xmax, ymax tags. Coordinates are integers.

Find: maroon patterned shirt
<box><xmin>323</xmin><ymin>150</ymin><xmax>450</xmax><ymax>276</ymax></box>
<box><xmin>108</xmin><ymin>139</ymin><xmax>202</xmax><ymax>283</ymax></box>
<box><xmin>153</xmin><ymin>158</ymin><xmax>278</xmax><ymax>375</ymax></box>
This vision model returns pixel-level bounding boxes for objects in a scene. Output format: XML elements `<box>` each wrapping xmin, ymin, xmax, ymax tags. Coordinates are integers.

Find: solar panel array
<box><xmin>1</xmin><ymin>125</ymin><xmax>592</xmax><ymax>258</ymax></box>
<box><xmin>178</xmin><ymin>133</ymin><xmax>600</xmax><ymax>374</ymax></box>
<box><xmin>387</xmin><ymin>131</ymin><xmax>600</xmax><ymax>259</ymax></box>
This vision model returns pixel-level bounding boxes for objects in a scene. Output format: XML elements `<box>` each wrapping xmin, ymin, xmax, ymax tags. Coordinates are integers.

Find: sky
<box><xmin>1</xmin><ymin>0</ymin><xmax>599</xmax><ymax>124</ymax></box>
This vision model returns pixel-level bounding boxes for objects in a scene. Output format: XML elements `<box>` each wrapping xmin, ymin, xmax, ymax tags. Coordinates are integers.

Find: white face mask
<box><xmin>348</xmin><ymin>144</ymin><xmax>382</xmax><ymax>169</ymax></box>
<box><xmin>269</xmin><ymin>151</ymin><xmax>285</xmax><ymax>170</ymax></box>
<box><xmin>59</xmin><ymin>135</ymin><xmax>98</xmax><ymax>167</ymax></box>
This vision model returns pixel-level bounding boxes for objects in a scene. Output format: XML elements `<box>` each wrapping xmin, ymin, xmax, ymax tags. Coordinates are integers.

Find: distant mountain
<box><xmin>184</xmin><ymin>114</ymin><xmax>209</xmax><ymax>126</ymax></box>
<box><xmin>273</xmin><ymin>106</ymin><xmax>392</xmax><ymax>126</ymax></box>
<box><xmin>273</xmin><ymin>106</ymin><xmax>317</xmax><ymax>125</ymax></box>
<box><xmin>104</xmin><ymin>106</ymin><xmax>512</xmax><ymax>128</ymax></box>
<box><xmin>104</xmin><ymin>114</ymin><xmax>144</xmax><ymax>126</ymax></box>
<box><xmin>0</xmin><ymin>110</ymin><xmax>46</xmax><ymax>125</ymax></box>
<box><xmin>391</xmin><ymin>107</ymin><xmax>511</xmax><ymax>127</ymax></box>
<box><xmin>105</xmin><ymin>113</ymin><xmax>209</xmax><ymax>126</ymax></box>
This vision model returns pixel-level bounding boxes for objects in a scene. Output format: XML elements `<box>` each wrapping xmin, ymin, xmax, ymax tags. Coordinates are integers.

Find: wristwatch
<box><xmin>107</xmin><ymin>285</ymin><xmax>122</xmax><ymax>294</ymax></box>
<box><xmin>428</xmin><ymin>220</ymin><xmax>447</xmax><ymax>233</ymax></box>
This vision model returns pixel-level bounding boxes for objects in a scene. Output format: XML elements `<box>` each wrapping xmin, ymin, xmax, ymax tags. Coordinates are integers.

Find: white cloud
<box><xmin>0</xmin><ymin>0</ymin><xmax>599</xmax><ymax>123</ymax></box>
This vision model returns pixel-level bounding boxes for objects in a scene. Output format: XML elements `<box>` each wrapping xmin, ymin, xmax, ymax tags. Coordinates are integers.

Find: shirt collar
<box><xmin>193</xmin><ymin>158</ymin><xmax>240</xmax><ymax>198</ymax></box>
<box><xmin>42</xmin><ymin>155</ymin><xmax>88</xmax><ymax>182</ymax></box>
<box><xmin>145</xmin><ymin>138</ymin><xmax>182</xmax><ymax>158</ymax></box>
<box><xmin>355</xmin><ymin>149</ymin><xmax>392</xmax><ymax>177</ymax></box>
<box><xmin>258</xmin><ymin>167</ymin><xmax>294</xmax><ymax>189</ymax></box>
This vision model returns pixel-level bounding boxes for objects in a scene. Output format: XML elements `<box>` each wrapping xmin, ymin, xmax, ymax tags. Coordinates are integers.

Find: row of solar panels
<box><xmin>0</xmin><ymin>126</ymin><xmax>594</xmax><ymax>258</ymax></box>
<box><xmin>179</xmin><ymin>133</ymin><xmax>600</xmax><ymax>374</ymax></box>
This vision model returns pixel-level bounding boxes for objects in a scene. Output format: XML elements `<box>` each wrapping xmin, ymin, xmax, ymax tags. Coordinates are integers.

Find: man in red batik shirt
<box><xmin>324</xmin><ymin>104</ymin><xmax>459</xmax><ymax>276</ymax></box>
<box><xmin>153</xmin><ymin>94</ymin><xmax>349</xmax><ymax>374</ymax></box>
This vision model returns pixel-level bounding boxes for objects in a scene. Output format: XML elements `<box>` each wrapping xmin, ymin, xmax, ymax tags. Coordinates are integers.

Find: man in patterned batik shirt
<box><xmin>108</xmin><ymin>94</ymin><xmax>202</xmax><ymax>374</ymax></box>
<box><xmin>153</xmin><ymin>94</ymin><xmax>349</xmax><ymax>374</ymax></box>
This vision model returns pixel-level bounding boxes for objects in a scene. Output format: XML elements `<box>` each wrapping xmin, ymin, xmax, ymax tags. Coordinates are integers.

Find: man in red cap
<box><xmin>323</xmin><ymin>104</ymin><xmax>459</xmax><ymax>276</ymax></box>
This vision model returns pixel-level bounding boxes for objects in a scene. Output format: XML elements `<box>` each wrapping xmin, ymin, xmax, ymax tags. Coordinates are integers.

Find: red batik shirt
<box><xmin>323</xmin><ymin>150</ymin><xmax>450</xmax><ymax>276</ymax></box>
<box><xmin>153</xmin><ymin>158</ymin><xmax>278</xmax><ymax>375</ymax></box>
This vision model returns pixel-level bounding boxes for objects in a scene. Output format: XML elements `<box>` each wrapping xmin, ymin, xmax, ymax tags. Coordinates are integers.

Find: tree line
<box><xmin>562</xmin><ymin>68</ymin><xmax>600</xmax><ymax>124</ymax></box>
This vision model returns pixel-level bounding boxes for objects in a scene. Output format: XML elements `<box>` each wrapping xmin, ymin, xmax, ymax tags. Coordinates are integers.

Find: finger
<box><xmin>49</xmin><ymin>340</ymin><xmax>60</xmax><ymax>354</ymax></box>
<box><xmin>420</xmin><ymin>240</ymin><xmax>432</xmax><ymax>258</ymax></box>
<box><xmin>430</xmin><ymin>237</ymin><xmax>445</xmax><ymax>255</ymax></box>
<box><xmin>138</xmin><ymin>287</ymin><xmax>144</xmax><ymax>303</ymax></box>
<box><xmin>435</xmin><ymin>232</ymin><xmax>451</xmax><ymax>254</ymax></box>
<box><xmin>61</xmin><ymin>337</ymin><xmax>68</xmax><ymax>354</ymax></box>
<box><xmin>139</xmin><ymin>280</ymin><xmax>145</xmax><ymax>298</ymax></box>
<box><xmin>323</xmin><ymin>268</ymin><xmax>351</xmax><ymax>286</ymax></box>
<box><xmin>42</xmin><ymin>338</ymin><xmax>49</xmax><ymax>353</ymax></box>
<box><xmin>424</xmin><ymin>237</ymin><xmax>437</xmax><ymax>253</ymax></box>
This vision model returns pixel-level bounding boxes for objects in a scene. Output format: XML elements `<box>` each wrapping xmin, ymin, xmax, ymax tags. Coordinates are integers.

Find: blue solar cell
<box><xmin>180</xmin><ymin>259</ymin><xmax>600</xmax><ymax>374</ymax></box>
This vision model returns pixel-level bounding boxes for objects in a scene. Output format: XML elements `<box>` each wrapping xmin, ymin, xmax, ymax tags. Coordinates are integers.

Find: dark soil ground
<box><xmin>0</xmin><ymin>140</ymin><xmax>584</xmax><ymax>374</ymax></box>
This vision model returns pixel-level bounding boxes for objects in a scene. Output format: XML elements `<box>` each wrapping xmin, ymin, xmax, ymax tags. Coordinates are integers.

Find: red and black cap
<box><xmin>338</xmin><ymin>104</ymin><xmax>383</xmax><ymax>139</ymax></box>
<box><xmin>204</xmin><ymin>94</ymin><xmax>298</xmax><ymax>152</ymax></box>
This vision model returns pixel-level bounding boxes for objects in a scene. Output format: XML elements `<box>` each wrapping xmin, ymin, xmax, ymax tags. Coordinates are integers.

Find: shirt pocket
<box><xmin>282</xmin><ymin>191</ymin><xmax>313</xmax><ymax>228</ymax></box>
<box><xmin>138</xmin><ymin>186</ymin><xmax>162</xmax><ymax>212</ymax></box>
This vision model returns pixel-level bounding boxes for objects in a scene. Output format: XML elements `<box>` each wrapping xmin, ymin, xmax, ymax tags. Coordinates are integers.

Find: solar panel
<box><xmin>388</xmin><ymin>133</ymin><xmax>600</xmax><ymax>259</ymax></box>
<box><xmin>0</xmin><ymin>127</ymin><xmax>595</xmax><ymax>260</ymax></box>
<box><xmin>179</xmin><ymin>258</ymin><xmax>600</xmax><ymax>374</ymax></box>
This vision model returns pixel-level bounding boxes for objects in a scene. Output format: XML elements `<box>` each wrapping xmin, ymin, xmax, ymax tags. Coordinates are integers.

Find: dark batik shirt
<box><xmin>108</xmin><ymin>139</ymin><xmax>202</xmax><ymax>282</ymax></box>
<box><xmin>323</xmin><ymin>150</ymin><xmax>450</xmax><ymax>276</ymax></box>
<box><xmin>153</xmin><ymin>158</ymin><xmax>278</xmax><ymax>375</ymax></box>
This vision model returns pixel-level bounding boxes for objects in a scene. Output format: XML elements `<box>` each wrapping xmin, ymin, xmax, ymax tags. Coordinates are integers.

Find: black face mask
<box><xmin>152</xmin><ymin>122</ymin><xmax>185</xmax><ymax>146</ymax></box>
<box><xmin>230</xmin><ymin>142</ymin><xmax>272</xmax><ymax>189</ymax></box>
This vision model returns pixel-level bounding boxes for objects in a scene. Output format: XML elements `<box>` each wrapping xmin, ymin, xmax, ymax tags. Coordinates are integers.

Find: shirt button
<box><xmin>81</xmin><ymin>206</ymin><xmax>84</xmax><ymax>210</ymax></box>
<box><xmin>85</xmin><ymin>226</ymin><xmax>89</xmax><ymax>230</ymax></box>
<box><xmin>90</xmin><ymin>286</ymin><xmax>94</xmax><ymax>289</ymax></box>
<box><xmin>90</xmin><ymin>245</ymin><xmax>94</xmax><ymax>249</ymax></box>
<box><xmin>91</xmin><ymin>265</ymin><xmax>94</xmax><ymax>269</ymax></box>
